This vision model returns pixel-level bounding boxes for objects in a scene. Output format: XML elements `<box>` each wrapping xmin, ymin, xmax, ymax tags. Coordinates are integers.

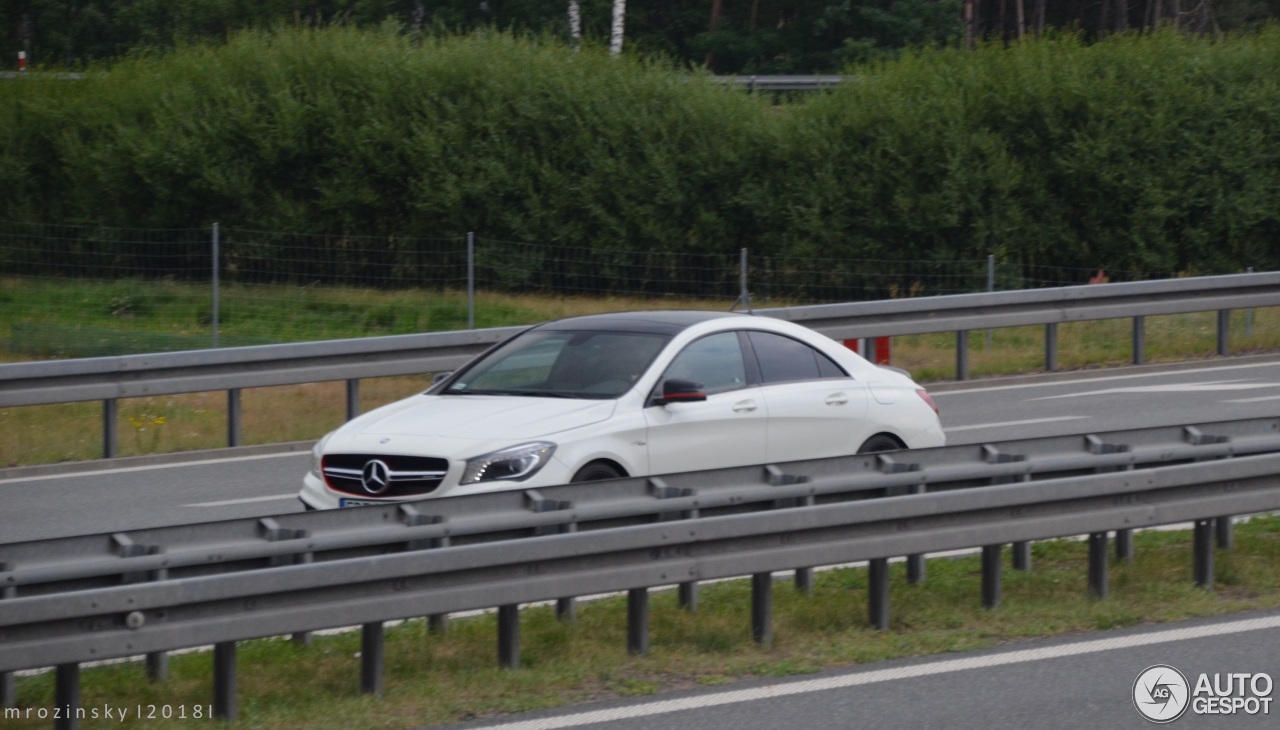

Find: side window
<box><xmin>662</xmin><ymin>332</ymin><xmax>747</xmax><ymax>394</ymax></box>
<box><xmin>748</xmin><ymin>331</ymin><xmax>848</xmax><ymax>384</ymax></box>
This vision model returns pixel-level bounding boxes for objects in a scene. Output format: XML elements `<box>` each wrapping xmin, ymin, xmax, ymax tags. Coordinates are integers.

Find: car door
<box><xmin>643</xmin><ymin>331</ymin><xmax>769</xmax><ymax>474</ymax></box>
<box><xmin>746</xmin><ymin>330</ymin><xmax>871</xmax><ymax>463</ymax></box>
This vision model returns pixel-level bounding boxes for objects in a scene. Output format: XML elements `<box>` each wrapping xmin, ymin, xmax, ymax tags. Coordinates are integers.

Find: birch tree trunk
<box><xmin>610</xmin><ymin>0</ymin><xmax>627</xmax><ymax>56</ymax></box>
<box><xmin>568</xmin><ymin>1</ymin><xmax>582</xmax><ymax>50</ymax></box>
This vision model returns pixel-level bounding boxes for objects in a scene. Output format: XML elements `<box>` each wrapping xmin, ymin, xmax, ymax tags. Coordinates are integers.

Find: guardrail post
<box><xmin>1011</xmin><ymin>542</ymin><xmax>1032</xmax><ymax>571</ymax></box>
<box><xmin>1217</xmin><ymin>310</ymin><xmax>1230</xmax><ymax>356</ymax></box>
<box><xmin>981</xmin><ymin>545</ymin><xmax>1003</xmax><ymax>609</ymax></box>
<box><xmin>1045</xmin><ymin>323</ymin><xmax>1058</xmax><ymax>372</ymax></box>
<box><xmin>103</xmin><ymin>398</ymin><xmax>118</xmax><ymax>458</ymax></box>
<box><xmin>1115</xmin><ymin>529</ymin><xmax>1134</xmax><ymax>562</ymax></box>
<box><xmin>556</xmin><ymin>521</ymin><xmax>578</xmax><ymax>622</ymax></box>
<box><xmin>906</xmin><ymin>484</ymin><xmax>926</xmax><ymax>583</ymax></box>
<box><xmin>793</xmin><ymin>567</ymin><xmax>814</xmax><ymax>594</ymax></box>
<box><xmin>1216</xmin><ymin>516</ymin><xmax>1234</xmax><ymax>549</ymax></box>
<box><xmin>1132</xmin><ymin>316</ymin><xmax>1146</xmax><ymax>365</ymax></box>
<box><xmin>627</xmin><ymin>588</ymin><xmax>650</xmax><ymax>656</ymax></box>
<box><xmin>1</xmin><ymin>570</ymin><xmax>13</xmax><ymax>708</ymax></box>
<box><xmin>678</xmin><ymin>581</ymin><xmax>699</xmax><ymax>612</ymax></box>
<box><xmin>752</xmin><ymin>573</ymin><xmax>773</xmax><ymax>646</ymax></box>
<box><xmin>1087</xmin><ymin>532</ymin><xmax>1109</xmax><ymax>599</ymax></box>
<box><xmin>146</xmin><ymin>562</ymin><xmax>169</xmax><ymax>680</ymax></box>
<box><xmin>955</xmin><ymin>331</ymin><xmax>970</xmax><ymax>381</ymax></box>
<box><xmin>794</xmin><ymin>494</ymin><xmax>815</xmax><ymax>593</ymax></box>
<box><xmin>55</xmin><ymin>664</ymin><xmax>79</xmax><ymax>730</ymax></box>
<box><xmin>361</xmin><ymin>622</ymin><xmax>384</xmax><ymax>696</ymax></box>
<box><xmin>1193</xmin><ymin>519</ymin><xmax>1215</xmax><ymax>589</ymax></box>
<box><xmin>213</xmin><ymin>641</ymin><xmax>236</xmax><ymax>721</ymax></box>
<box><xmin>868</xmin><ymin>558</ymin><xmax>890</xmax><ymax>630</ymax></box>
<box><xmin>346</xmin><ymin>379</ymin><xmax>360</xmax><ymax>421</ymax></box>
<box><xmin>679</xmin><ymin>504</ymin><xmax>701</xmax><ymax>611</ymax></box>
<box><xmin>498</xmin><ymin>604</ymin><xmax>520</xmax><ymax>669</ymax></box>
<box><xmin>226</xmin><ymin>388</ymin><xmax>242</xmax><ymax>447</ymax></box>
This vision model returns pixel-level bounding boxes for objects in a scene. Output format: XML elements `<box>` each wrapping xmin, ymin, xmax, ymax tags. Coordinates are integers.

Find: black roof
<box><xmin>535</xmin><ymin>310</ymin><xmax>745</xmax><ymax>335</ymax></box>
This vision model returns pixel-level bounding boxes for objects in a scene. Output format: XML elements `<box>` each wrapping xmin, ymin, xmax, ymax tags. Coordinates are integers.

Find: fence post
<box><xmin>467</xmin><ymin>232</ymin><xmax>475</xmax><ymax>330</ymax></box>
<box><xmin>956</xmin><ymin>331</ymin><xmax>970</xmax><ymax>381</ymax></box>
<box><xmin>212</xmin><ymin>223</ymin><xmax>220</xmax><ymax>349</ymax></box>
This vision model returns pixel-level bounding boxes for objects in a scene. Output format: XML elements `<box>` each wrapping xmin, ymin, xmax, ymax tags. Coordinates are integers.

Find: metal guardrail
<box><xmin>1</xmin><ymin>272</ymin><xmax>1277</xmax><ymax>459</ymax></box>
<box><xmin>2</xmin><ymin>416</ymin><xmax>1278</xmax><ymax>724</ymax></box>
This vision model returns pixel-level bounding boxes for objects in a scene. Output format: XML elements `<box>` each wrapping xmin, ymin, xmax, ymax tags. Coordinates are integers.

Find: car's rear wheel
<box><xmin>857</xmin><ymin>434</ymin><xmax>903</xmax><ymax>454</ymax></box>
<box><xmin>571</xmin><ymin>461</ymin><xmax>625</xmax><ymax>482</ymax></box>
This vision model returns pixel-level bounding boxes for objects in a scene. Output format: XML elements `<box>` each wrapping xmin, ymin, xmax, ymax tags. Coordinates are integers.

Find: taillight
<box><xmin>916</xmin><ymin>389</ymin><xmax>939</xmax><ymax>416</ymax></box>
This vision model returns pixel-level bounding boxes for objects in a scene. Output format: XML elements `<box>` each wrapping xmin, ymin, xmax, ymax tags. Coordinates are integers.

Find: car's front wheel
<box><xmin>571</xmin><ymin>461</ymin><xmax>625</xmax><ymax>482</ymax></box>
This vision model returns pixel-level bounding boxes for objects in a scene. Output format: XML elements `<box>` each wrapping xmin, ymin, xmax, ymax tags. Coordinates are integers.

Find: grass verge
<box><xmin>4</xmin><ymin>279</ymin><xmax>1280</xmax><ymax>468</ymax></box>
<box><xmin>8</xmin><ymin>517</ymin><xmax>1280</xmax><ymax>729</ymax></box>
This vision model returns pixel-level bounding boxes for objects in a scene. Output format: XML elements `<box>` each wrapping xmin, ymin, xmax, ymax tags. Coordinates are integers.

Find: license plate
<box><xmin>339</xmin><ymin>498</ymin><xmax>382</xmax><ymax>508</ymax></box>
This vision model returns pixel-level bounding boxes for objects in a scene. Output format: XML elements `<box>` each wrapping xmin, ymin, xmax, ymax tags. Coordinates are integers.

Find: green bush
<box><xmin>2</xmin><ymin>26</ymin><xmax>1279</xmax><ymax>292</ymax></box>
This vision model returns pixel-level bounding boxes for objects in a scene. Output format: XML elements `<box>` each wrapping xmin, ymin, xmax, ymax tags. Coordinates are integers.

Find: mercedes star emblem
<box><xmin>360</xmin><ymin>459</ymin><xmax>392</xmax><ymax>495</ymax></box>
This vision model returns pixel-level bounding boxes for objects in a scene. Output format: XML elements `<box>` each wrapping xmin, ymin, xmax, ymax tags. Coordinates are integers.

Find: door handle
<box><xmin>732</xmin><ymin>400</ymin><xmax>758</xmax><ymax>413</ymax></box>
<box><xmin>825</xmin><ymin>393</ymin><xmax>849</xmax><ymax>406</ymax></box>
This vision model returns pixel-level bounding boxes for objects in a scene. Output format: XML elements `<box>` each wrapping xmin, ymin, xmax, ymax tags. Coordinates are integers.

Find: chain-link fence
<box><xmin>1</xmin><ymin>220</ymin><xmax>1154</xmax><ymax>360</ymax></box>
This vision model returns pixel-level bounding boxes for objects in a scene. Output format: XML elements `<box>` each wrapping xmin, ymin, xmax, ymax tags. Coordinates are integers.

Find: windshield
<box><xmin>443</xmin><ymin>329</ymin><xmax>671</xmax><ymax>399</ymax></box>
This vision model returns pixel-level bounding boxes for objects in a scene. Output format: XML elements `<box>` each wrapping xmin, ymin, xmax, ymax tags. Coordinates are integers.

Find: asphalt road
<box><xmin>439</xmin><ymin>609</ymin><xmax>1280</xmax><ymax>730</ymax></box>
<box><xmin>5</xmin><ymin>356</ymin><xmax>1280</xmax><ymax>542</ymax></box>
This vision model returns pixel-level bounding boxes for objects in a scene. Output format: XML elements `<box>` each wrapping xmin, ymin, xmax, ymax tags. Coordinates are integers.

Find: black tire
<box><xmin>571</xmin><ymin>461</ymin><xmax>625</xmax><ymax>482</ymax></box>
<box><xmin>857</xmin><ymin>434</ymin><xmax>903</xmax><ymax>454</ymax></box>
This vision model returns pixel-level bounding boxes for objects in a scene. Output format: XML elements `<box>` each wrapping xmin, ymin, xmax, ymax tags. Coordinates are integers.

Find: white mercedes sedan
<box><xmin>299</xmin><ymin>311</ymin><xmax>944</xmax><ymax>509</ymax></box>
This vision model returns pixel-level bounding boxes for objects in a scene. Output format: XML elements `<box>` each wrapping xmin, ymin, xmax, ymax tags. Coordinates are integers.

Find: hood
<box><xmin>339</xmin><ymin>394</ymin><xmax>618</xmax><ymax>442</ymax></box>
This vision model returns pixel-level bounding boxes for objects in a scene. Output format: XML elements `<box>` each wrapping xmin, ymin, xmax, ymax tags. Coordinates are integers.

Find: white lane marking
<box><xmin>0</xmin><ymin>450</ymin><xmax>309</xmax><ymax>484</ymax></box>
<box><xmin>473</xmin><ymin>614</ymin><xmax>1280</xmax><ymax>730</ymax></box>
<box><xmin>945</xmin><ymin>416</ymin><xmax>1089</xmax><ymax>433</ymax></box>
<box><xmin>1032</xmin><ymin>382</ymin><xmax>1280</xmax><ymax>400</ymax></box>
<box><xmin>1226</xmin><ymin>395</ymin><xmax>1280</xmax><ymax>403</ymax></box>
<box><xmin>184</xmin><ymin>494</ymin><xmax>300</xmax><ymax>507</ymax></box>
<box><xmin>931</xmin><ymin>360</ymin><xmax>1280</xmax><ymax>397</ymax></box>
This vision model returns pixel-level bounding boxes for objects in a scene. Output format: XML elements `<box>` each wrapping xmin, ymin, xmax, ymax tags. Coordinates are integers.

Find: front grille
<box><xmin>322</xmin><ymin>454</ymin><xmax>449</xmax><ymax>498</ymax></box>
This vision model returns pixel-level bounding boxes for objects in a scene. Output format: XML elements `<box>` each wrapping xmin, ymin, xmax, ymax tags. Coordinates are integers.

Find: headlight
<box><xmin>461</xmin><ymin>442</ymin><xmax>557</xmax><ymax>485</ymax></box>
<box><xmin>310</xmin><ymin>433</ymin><xmax>331</xmax><ymax>476</ymax></box>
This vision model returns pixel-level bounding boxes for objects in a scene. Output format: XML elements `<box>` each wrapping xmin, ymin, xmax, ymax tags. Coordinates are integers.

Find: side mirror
<box><xmin>660</xmin><ymin>378</ymin><xmax>707</xmax><ymax>405</ymax></box>
<box><xmin>426</xmin><ymin>371</ymin><xmax>454</xmax><ymax>394</ymax></box>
